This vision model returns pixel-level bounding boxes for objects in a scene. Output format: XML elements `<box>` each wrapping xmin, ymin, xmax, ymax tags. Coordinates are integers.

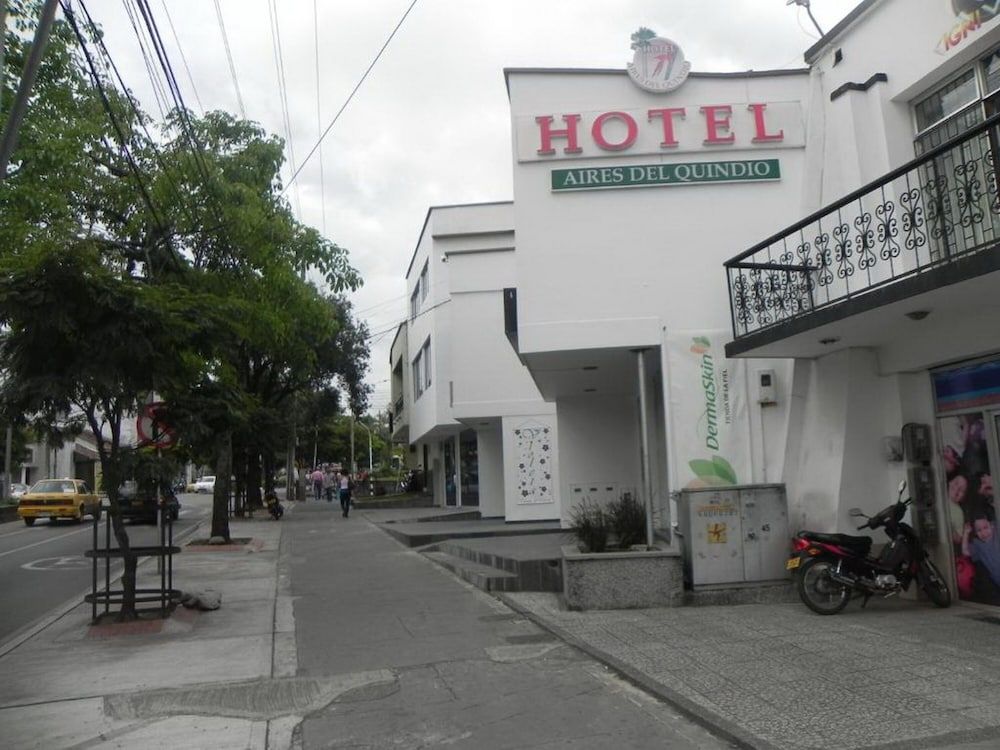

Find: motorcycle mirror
<box><xmin>848</xmin><ymin>507</ymin><xmax>866</xmax><ymax>518</ymax></box>
<box><xmin>897</xmin><ymin>479</ymin><xmax>907</xmax><ymax>498</ymax></box>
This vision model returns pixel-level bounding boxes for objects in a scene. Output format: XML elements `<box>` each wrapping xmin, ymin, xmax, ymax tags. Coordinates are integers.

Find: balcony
<box><xmin>725</xmin><ymin>113</ymin><xmax>1000</xmax><ymax>358</ymax></box>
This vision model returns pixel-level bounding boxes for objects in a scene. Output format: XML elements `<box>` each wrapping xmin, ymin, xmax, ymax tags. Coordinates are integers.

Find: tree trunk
<box><xmin>211</xmin><ymin>431</ymin><xmax>232</xmax><ymax>541</ymax></box>
<box><xmin>263</xmin><ymin>453</ymin><xmax>275</xmax><ymax>494</ymax></box>
<box><xmin>247</xmin><ymin>451</ymin><xmax>262</xmax><ymax>509</ymax></box>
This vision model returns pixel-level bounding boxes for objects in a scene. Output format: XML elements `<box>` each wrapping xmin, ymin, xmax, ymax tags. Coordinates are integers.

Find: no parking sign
<box><xmin>136</xmin><ymin>402</ymin><xmax>176</xmax><ymax>449</ymax></box>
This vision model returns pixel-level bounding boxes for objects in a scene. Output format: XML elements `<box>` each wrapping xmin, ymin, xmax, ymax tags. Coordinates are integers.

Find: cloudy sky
<box><xmin>90</xmin><ymin>0</ymin><xmax>862</xmax><ymax>414</ymax></box>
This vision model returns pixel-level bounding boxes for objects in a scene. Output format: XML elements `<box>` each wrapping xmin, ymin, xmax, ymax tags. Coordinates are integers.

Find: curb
<box><xmin>0</xmin><ymin>518</ymin><xmax>205</xmax><ymax>660</ymax></box>
<box><xmin>496</xmin><ymin>592</ymin><xmax>777</xmax><ymax>750</ymax></box>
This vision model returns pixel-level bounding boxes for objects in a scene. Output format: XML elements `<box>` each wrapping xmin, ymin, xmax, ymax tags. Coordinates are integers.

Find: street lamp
<box><xmin>786</xmin><ymin>0</ymin><xmax>825</xmax><ymax>37</ymax></box>
<box><xmin>353</xmin><ymin>419</ymin><xmax>373</xmax><ymax>482</ymax></box>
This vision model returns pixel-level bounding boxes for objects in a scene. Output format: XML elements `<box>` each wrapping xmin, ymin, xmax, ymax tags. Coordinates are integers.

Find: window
<box><xmin>913</xmin><ymin>47</ymin><xmax>1000</xmax><ymax>153</ymax></box>
<box><xmin>412</xmin><ymin>338</ymin><xmax>432</xmax><ymax>401</ymax></box>
<box><xmin>420</xmin><ymin>261</ymin><xmax>429</xmax><ymax>302</ymax></box>
<box><xmin>410</xmin><ymin>287</ymin><xmax>419</xmax><ymax>320</ymax></box>
<box><xmin>421</xmin><ymin>339</ymin><xmax>431</xmax><ymax>389</ymax></box>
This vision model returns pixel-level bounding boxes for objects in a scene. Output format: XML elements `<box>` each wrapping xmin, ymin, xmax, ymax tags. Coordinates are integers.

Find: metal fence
<box><xmin>725</xmin><ymin>112</ymin><xmax>1000</xmax><ymax>340</ymax></box>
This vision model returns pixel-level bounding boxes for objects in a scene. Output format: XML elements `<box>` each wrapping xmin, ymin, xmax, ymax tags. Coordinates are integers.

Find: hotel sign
<box><xmin>515</xmin><ymin>102</ymin><xmax>804</xmax><ymax>162</ymax></box>
<box><xmin>551</xmin><ymin>159</ymin><xmax>780</xmax><ymax>191</ymax></box>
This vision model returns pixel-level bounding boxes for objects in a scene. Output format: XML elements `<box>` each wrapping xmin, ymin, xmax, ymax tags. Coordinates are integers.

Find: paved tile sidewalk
<box><xmin>503</xmin><ymin>592</ymin><xmax>1000</xmax><ymax>750</ymax></box>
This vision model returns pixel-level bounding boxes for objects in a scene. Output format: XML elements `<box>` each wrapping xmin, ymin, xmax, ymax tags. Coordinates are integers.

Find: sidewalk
<box><xmin>503</xmin><ymin>592</ymin><xmax>1000</xmax><ymax>750</ymax></box>
<box><xmin>0</xmin><ymin>514</ymin><xmax>296</xmax><ymax>750</ymax></box>
<box><xmin>4</xmin><ymin>504</ymin><xmax>1000</xmax><ymax>749</ymax></box>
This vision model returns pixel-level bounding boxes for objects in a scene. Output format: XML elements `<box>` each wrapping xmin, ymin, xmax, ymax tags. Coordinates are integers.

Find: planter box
<box><xmin>561</xmin><ymin>544</ymin><xmax>683</xmax><ymax>610</ymax></box>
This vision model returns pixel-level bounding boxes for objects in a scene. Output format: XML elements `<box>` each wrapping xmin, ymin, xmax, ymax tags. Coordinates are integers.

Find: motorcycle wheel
<box><xmin>917</xmin><ymin>558</ymin><xmax>951</xmax><ymax>608</ymax></box>
<box><xmin>797</xmin><ymin>557</ymin><xmax>851</xmax><ymax>615</ymax></box>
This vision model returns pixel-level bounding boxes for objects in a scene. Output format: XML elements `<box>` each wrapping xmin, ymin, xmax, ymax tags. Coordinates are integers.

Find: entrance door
<box><xmin>938</xmin><ymin>410</ymin><xmax>1000</xmax><ymax>603</ymax></box>
<box><xmin>459</xmin><ymin>429</ymin><xmax>479</xmax><ymax>507</ymax></box>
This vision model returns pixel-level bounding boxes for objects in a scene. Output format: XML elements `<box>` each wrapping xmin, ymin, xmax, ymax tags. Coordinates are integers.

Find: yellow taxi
<box><xmin>17</xmin><ymin>478</ymin><xmax>101</xmax><ymax>526</ymax></box>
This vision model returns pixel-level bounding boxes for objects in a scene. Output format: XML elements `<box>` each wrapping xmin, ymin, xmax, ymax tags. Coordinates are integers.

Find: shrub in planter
<box><xmin>567</xmin><ymin>500</ymin><xmax>610</xmax><ymax>553</ymax></box>
<box><xmin>608</xmin><ymin>493</ymin><xmax>646</xmax><ymax>549</ymax></box>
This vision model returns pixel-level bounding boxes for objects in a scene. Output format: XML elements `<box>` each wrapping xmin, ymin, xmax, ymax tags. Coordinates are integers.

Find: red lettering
<box><xmin>535</xmin><ymin>115</ymin><xmax>583</xmax><ymax>155</ymax></box>
<box><xmin>591</xmin><ymin>111</ymin><xmax>638</xmax><ymax>151</ymax></box>
<box><xmin>700</xmin><ymin>105</ymin><xmax>735</xmax><ymax>145</ymax></box>
<box><xmin>648</xmin><ymin>107</ymin><xmax>686</xmax><ymax>148</ymax></box>
<box><xmin>748</xmin><ymin>103</ymin><xmax>784</xmax><ymax>143</ymax></box>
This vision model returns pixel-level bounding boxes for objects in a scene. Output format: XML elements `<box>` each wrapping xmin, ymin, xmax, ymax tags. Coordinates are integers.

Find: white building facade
<box><xmin>397</xmin><ymin>0</ymin><xmax>1000</xmax><ymax>606</ymax></box>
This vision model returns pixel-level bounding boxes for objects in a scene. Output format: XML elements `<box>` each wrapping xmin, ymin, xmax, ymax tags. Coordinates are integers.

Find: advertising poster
<box><xmin>939</xmin><ymin>413</ymin><xmax>998</xmax><ymax>603</ymax></box>
<box><xmin>665</xmin><ymin>330</ymin><xmax>751</xmax><ymax>491</ymax></box>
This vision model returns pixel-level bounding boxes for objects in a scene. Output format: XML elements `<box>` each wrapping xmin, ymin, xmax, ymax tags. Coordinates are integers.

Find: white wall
<box><xmin>556</xmin><ymin>395</ymin><xmax>641</xmax><ymax>528</ymax></box>
<box><xmin>477</xmin><ymin>425</ymin><xmax>505</xmax><ymax>518</ymax></box>
<box><xmin>507</xmin><ymin>70</ymin><xmax>813</xmax><ymax>357</ymax></box>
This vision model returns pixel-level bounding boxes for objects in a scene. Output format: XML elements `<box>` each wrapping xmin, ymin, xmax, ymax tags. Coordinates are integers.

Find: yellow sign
<box><xmin>707</xmin><ymin>522</ymin><xmax>727</xmax><ymax>544</ymax></box>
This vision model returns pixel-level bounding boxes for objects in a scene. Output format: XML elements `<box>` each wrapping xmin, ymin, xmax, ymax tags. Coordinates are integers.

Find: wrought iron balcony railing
<box><xmin>725</xmin><ymin>112</ymin><xmax>1000</xmax><ymax>341</ymax></box>
<box><xmin>393</xmin><ymin>395</ymin><xmax>404</xmax><ymax>418</ymax></box>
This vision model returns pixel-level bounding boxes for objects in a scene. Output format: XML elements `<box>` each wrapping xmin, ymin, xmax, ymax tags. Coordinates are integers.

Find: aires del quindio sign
<box><xmin>551</xmin><ymin>158</ymin><xmax>780</xmax><ymax>192</ymax></box>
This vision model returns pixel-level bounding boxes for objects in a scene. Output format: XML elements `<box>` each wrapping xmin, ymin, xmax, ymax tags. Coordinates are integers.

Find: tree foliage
<box><xmin>0</xmin><ymin>4</ymin><xmax>371</xmax><ymax>617</ymax></box>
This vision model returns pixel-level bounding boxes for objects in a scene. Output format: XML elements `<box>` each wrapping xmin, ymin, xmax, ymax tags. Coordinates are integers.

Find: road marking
<box><xmin>22</xmin><ymin>556</ymin><xmax>89</xmax><ymax>571</ymax></box>
<box><xmin>0</xmin><ymin>526</ymin><xmax>92</xmax><ymax>559</ymax></box>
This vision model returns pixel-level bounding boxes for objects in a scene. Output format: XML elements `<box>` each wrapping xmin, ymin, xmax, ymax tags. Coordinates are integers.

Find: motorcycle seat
<box><xmin>797</xmin><ymin>531</ymin><xmax>872</xmax><ymax>553</ymax></box>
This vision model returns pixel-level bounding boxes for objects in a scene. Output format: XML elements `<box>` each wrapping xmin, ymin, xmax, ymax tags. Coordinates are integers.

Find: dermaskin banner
<box><xmin>666</xmin><ymin>330</ymin><xmax>751</xmax><ymax>491</ymax></box>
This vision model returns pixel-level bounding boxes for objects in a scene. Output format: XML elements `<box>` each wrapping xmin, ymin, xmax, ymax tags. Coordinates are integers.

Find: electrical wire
<box><xmin>79</xmin><ymin>0</ymin><xmax>198</xmax><ymax>237</ymax></box>
<box><xmin>267</xmin><ymin>0</ymin><xmax>301</xmax><ymax>217</ymax></box>
<box><xmin>283</xmin><ymin>0</ymin><xmax>419</xmax><ymax>194</ymax></box>
<box><xmin>212</xmin><ymin>0</ymin><xmax>246</xmax><ymax>118</ymax></box>
<box><xmin>60</xmin><ymin>1</ymin><xmax>168</xmax><ymax>252</ymax></box>
<box><xmin>121</xmin><ymin>0</ymin><xmax>169</xmax><ymax>119</ymax></box>
<box><xmin>313</xmin><ymin>0</ymin><xmax>326</xmax><ymax>236</ymax></box>
<box><xmin>159</xmin><ymin>0</ymin><xmax>204</xmax><ymax>115</ymax></box>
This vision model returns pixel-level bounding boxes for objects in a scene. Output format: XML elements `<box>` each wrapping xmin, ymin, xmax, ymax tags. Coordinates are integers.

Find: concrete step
<box><xmin>423</xmin><ymin>550</ymin><xmax>520</xmax><ymax>593</ymax></box>
<box><xmin>435</xmin><ymin>541</ymin><xmax>562</xmax><ymax>593</ymax></box>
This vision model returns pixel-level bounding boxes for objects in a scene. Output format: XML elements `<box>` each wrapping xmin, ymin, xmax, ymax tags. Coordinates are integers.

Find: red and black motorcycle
<box><xmin>787</xmin><ymin>481</ymin><xmax>951</xmax><ymax>615</ymax></box>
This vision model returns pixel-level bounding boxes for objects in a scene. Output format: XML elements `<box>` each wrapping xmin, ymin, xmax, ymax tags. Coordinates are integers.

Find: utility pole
<box><xmin>0</xmin><ymin>0</ymin><xmax>59</xmax><ymax>176</ymax></box>
<box><xmin>350</xmin><ymin>415</ymin><xmax>356</xmax><ymax>475</ymax></box>
<box><xmin>1</xmin><ymin>1</ymin><xmax>8</xmax><ymax>503</ymax></box>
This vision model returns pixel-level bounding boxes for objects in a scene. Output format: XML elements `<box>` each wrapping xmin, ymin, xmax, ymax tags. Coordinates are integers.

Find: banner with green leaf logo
<box><xmin>665</xmin><ymin>330</ymin><xmax>751</xmax><ymax>490</ymax></box>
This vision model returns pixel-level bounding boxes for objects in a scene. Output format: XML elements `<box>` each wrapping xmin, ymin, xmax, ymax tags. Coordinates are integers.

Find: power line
<box><xmin>211</xmin><ymin>0</ymin><xmax>245</xmax><ymax>118</ymax></box>
<box><xmin>159</xmin><ymin>0</ymin><xmax>204</xmax><ymax>115</ymax></box>
<box><xmin>283</xmin><ymin>0</ymin><xmax>419</xmax><ymax>194</ymax></box>
<box><xmin>267</xmin><ymin>0</ymin><xmax>300</xmax><ymax>217</ymax></box>
<box><xmin>60</xmin><ymin>1</ymin><xmax>168</xmax><ymax>247</ymax></box>
<box><xmin>313</xmin><ymin>0</ymin><xmax>326</xmax><ymax>235</ymax></box>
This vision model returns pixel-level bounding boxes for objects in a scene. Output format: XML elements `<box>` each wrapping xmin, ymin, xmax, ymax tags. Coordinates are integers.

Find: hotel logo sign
<box><xmin>627</xmin><ymin>28</ymin><xmax>690</xmax><ymax>93</ymax></box>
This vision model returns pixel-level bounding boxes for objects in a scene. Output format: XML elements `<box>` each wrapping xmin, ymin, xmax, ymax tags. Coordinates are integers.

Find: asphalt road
<box><xmin>0</xmin><ymin>492</ymin><xmax>212</xmax><ymax>646</ymax></box>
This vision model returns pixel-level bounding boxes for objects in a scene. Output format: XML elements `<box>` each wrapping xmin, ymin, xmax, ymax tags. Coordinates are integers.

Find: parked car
<box><xmin>17</xmin><ymin>478</ymin><xmax>100</xmax><ymax>525</ymax></box>
<box><xmin>117</xmin><ymin>480</ymin><xmax>180</xmax><ymax>523</ymax></box>
<box><xmin>9</xmin><ymin>483</ymin><xmax>28</xmax><ymax>500</ymax></box>
<box><xmin>192</xmin><ymin>475</ymin><xmax>216</xmax><ymax>494</ymax></box>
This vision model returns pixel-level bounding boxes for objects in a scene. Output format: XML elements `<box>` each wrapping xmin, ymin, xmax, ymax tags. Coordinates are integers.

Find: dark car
<box><xmin>118</xmin><ymin>480</ymin><xmax>180</xmax><ymax>523</ymax></box>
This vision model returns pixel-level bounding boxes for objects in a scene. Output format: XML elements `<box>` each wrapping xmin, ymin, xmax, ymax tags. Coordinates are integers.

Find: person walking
<box><xmin>323</xmin><ymin>466</ymin><xmax>337</xmax><ymax>503</ymax></box>
<box><xmin>339</xmin><ymin>471</ymin><xmax>353</xmax><ymax>517</ymax></box>
<box><xmin>310</xmin><ymin>467</ymin><xmax>324</xmax><ymax>502</ymax></box>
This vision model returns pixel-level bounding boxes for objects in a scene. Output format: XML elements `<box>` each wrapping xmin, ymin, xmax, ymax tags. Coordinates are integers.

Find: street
<box><xmin>0</xmin><ymin>493</ymin><xmax>211</xmax><ymax>646</ymax></box>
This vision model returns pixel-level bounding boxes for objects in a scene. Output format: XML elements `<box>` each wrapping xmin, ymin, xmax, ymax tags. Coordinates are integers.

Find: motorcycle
<box><xmin>265</xmin><ymin>491</ymin><xmax>284</xmax><ymax>520</ymax></box>
<box><xmin>787</xmin><ymin>480</ymin><xmax>951</xmax><ymax>615</ymax></box>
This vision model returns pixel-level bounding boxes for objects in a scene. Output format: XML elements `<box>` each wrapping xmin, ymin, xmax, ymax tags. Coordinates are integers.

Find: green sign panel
<box><xmin>551</xmin><ymin>158</ymin><xmax>780</xmax><ymax>191</ymax></box>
